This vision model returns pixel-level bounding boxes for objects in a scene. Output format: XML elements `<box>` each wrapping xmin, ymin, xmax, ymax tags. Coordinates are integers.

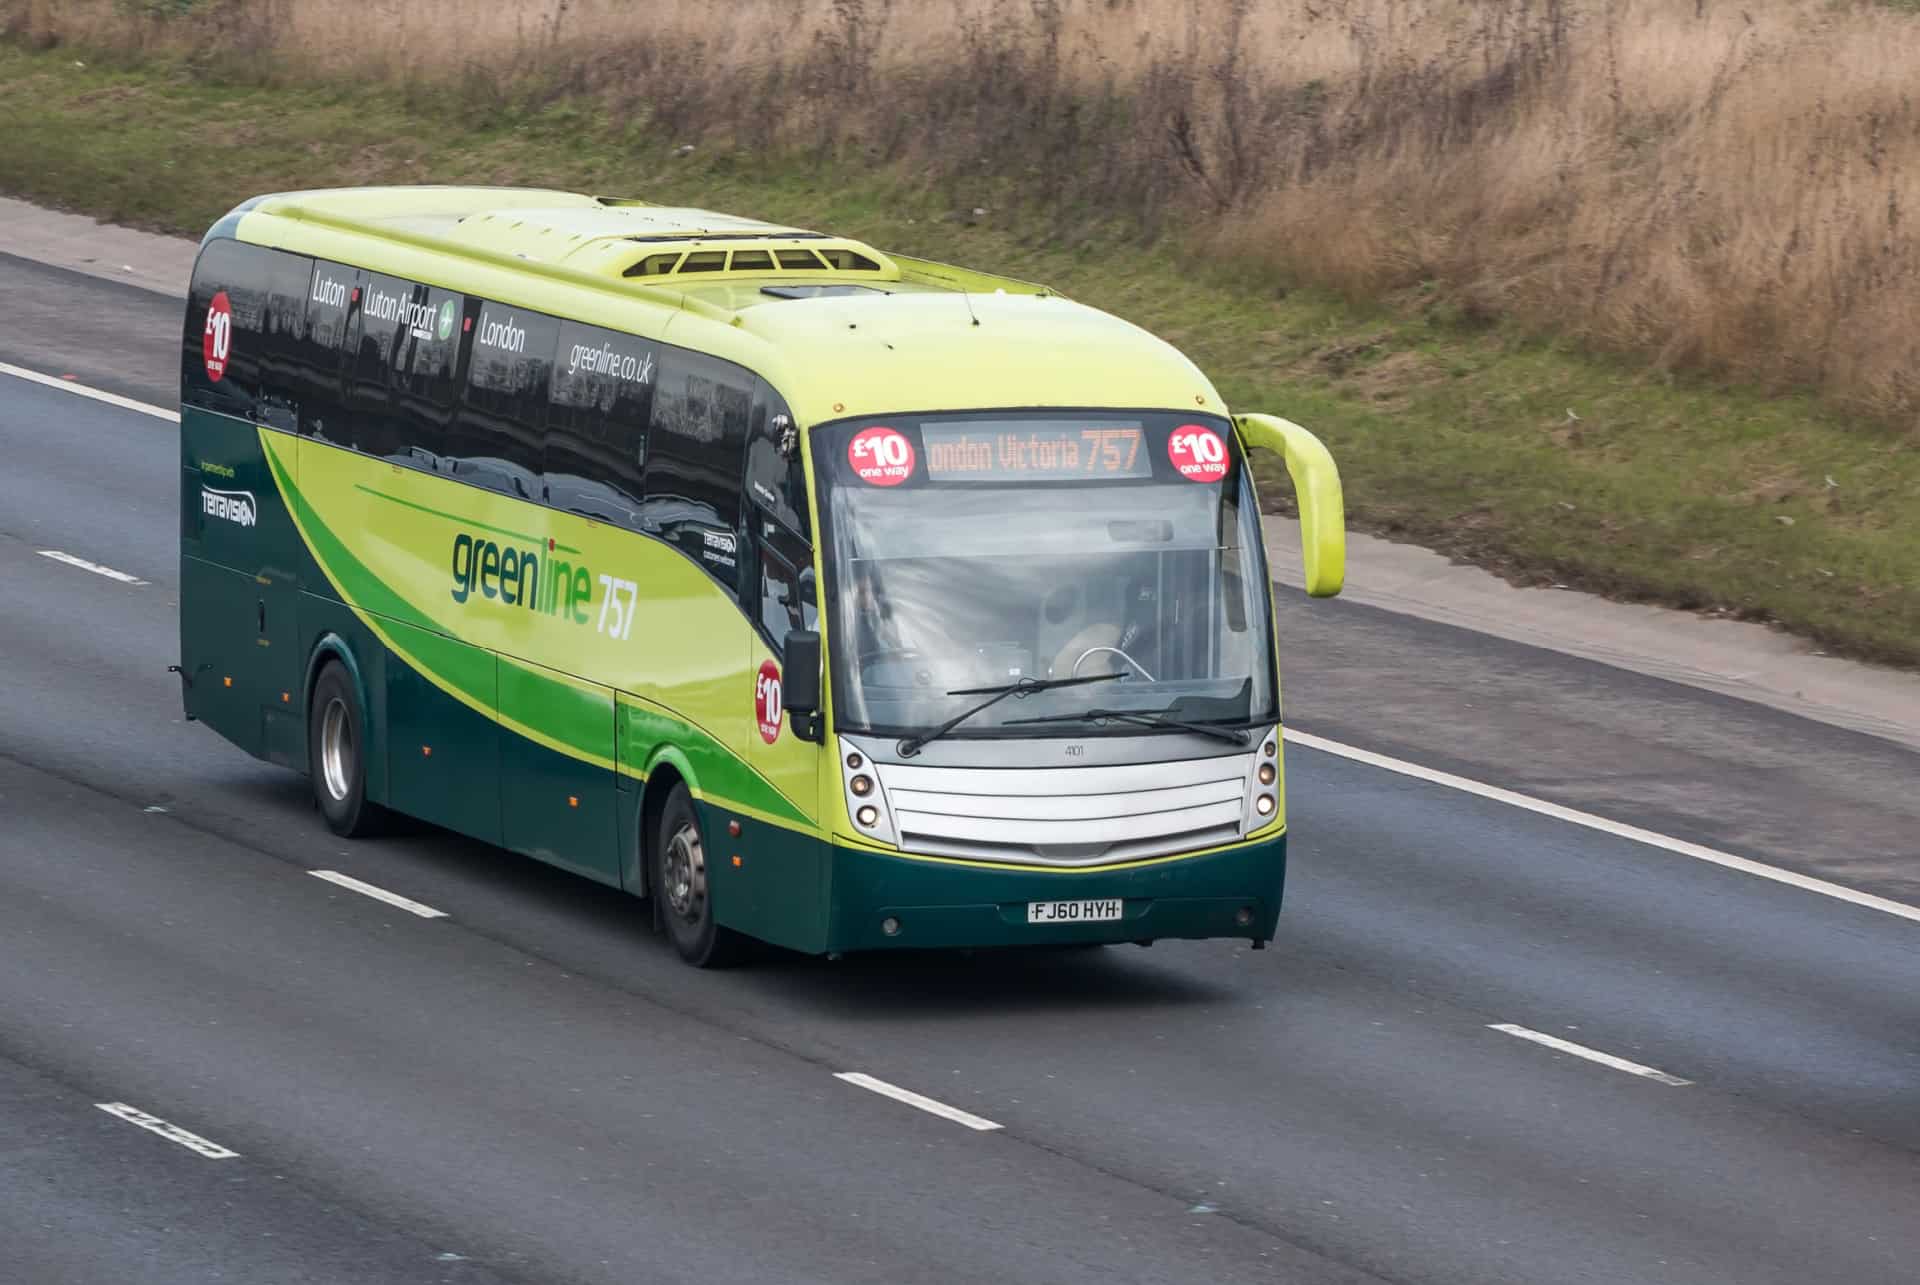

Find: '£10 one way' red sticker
<box><xmin>1167</xmin><ymin>424</ymin><xmax>1229</xmax><ymax>483</ymax></box>
<box><xmin>755</xmin><ymin>660</ymin><xmax>784</xmax><ymax>744</ymax></box>
<box><xmin>847</xmin><ymin>426</ymin><xmax>915</xmax><ymax>486</ymax></box>
<box><xmin>203</xmin><ymin>290</ymin><xmax>233</xmax><ymax>383</ymax></box>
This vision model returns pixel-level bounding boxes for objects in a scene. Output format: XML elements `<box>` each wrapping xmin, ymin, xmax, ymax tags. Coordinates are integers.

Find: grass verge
<box><xmin>2</xmin><ymin>42</ymin><xmax>1915</xmax><ymax>667</ymax></box>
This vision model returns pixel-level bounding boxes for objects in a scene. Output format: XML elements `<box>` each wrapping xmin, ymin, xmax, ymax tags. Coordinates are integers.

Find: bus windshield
<box><xmin>815</xmin><ymin>411</ymin><xmax>1277</xmax><ymax>741</ymax></box>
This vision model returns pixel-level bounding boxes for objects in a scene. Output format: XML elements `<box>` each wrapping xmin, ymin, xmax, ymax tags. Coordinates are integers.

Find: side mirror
<box><xmin>783</xmin><ymin>629</ymin><xmax>824</xmax><ymax>742</ymax></box>
<box><xmin>1232</xmin><ymin>413</ymin><xmax>1346</xmax><ymax>598</ymax></box>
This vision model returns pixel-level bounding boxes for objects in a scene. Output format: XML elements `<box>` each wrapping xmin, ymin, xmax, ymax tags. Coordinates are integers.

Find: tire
<box><xmin>652</xmin><ymin>783</ymin><xmax>746</xmax><ymax>968</ymax></box>
<box><xmin>308</xmin><ymin>660</ymin><xmax>387</xmax><ymax>838</ymax></box>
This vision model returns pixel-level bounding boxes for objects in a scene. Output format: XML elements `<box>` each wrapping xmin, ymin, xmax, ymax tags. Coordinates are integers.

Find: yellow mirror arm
<box><xmin>1233</xmin><ymin>413</ymin><xmax>1346</xmax><ymax>598</ymax></box>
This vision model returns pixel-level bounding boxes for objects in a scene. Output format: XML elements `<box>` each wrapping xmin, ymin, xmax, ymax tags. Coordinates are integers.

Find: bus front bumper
<box><xmin>822</xmin><ymin>830</ymin><xmax>1286</xmax><ymax>954</ymax></box>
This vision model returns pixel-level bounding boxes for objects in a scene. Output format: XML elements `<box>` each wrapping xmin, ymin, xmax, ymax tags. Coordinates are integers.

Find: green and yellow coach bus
<box><xmin>177</xmin><ymin>186</ymin><xmax>1345</xmax><ymax>966</ymax></box>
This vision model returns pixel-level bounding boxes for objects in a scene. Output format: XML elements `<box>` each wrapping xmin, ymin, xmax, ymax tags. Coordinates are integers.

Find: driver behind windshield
<box><xmin>1048</xmin><ymin>571</ymin><xmax>1160</xmax><ymax>681</ymax></box>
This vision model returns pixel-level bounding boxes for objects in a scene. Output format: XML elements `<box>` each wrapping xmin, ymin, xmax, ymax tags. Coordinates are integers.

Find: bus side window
<box><xmin>645</xmin><ymin>350</ymin><xmax>749</xmax><ymax>595</ymax></box>
<box><xmin>295</xmin><ymin>261</ymin><xmax>354</xmax><ymax>442</ymax></box>
<box><xmin>452</xmin><ymin>302</ymin><xmax>556</xmax><ymax>503</ymax></box>
<box><xmin>547</xmin><ymin>321</ymin><xmax>653</xmax><ymax>527</ymax></box>
<box><xmin>182</xmin><ymin>238</ymin><xmax>270</xmax><ymax>423</ymax></box>
<box><xmin>743</xmin><ymin>380</ymin><xmax>809</xmax><ymax>537</ymax></box>
<box><xmin>744</xmin><ymin>380</ymin><xmax>814</xmax><ymax>654</ymax></box>
<box><xmin>343</xmin><ymin>272</ymin><xmax>416</xmax><ymax>463</ymax></box>
<box><xmin>755</xmin><ymin>522</ymin><xmax>816</xmax><ymax>654</ymax></box>
<box><xmin>386</xmin><ymin>282</ymin><xmax>465</xmax><ymax>472</ymax></box>
<box><xmin>242</xmin><ymin>247</ymin><xmax>315</xmax><ymax>434</ymax></box>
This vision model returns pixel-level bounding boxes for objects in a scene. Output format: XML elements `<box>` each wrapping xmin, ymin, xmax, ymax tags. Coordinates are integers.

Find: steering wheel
<box><xmin>1070</xmin><ymin>646</ymin><xmax>1156</xmax><ymax>682</ymax></box>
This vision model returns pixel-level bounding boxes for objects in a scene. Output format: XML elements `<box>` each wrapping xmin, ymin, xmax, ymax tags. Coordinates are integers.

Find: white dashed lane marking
<box><xmin>37</xmin><ymin>550</ymin><xmax>147</xmax><ymax>585</ymax></box>
<box><xmin>309</xmin><ymin>870</ymin><xmax>448</xmax><ymax>920</ymax></box>
<box><xmin>95</xmin><ymin>1102</ymin><xmax>239</xmax><ymax>1159</ymax></box>
<box><xmin>835</xmin><ymin>1073</ymin><xmax>1004</xmax><ymax>1131</ymax></box>
<box><xmin>1489</xmin><ymin>1024</ymin><xmax>1693</xmax><ymax>1087</ymax></box>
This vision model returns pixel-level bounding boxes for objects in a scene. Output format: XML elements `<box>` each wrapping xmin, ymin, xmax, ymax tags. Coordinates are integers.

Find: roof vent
<box><xmin>623</xmin><ymin>243</ymin><xmax>889</xmax><ymax>279</ymax></box>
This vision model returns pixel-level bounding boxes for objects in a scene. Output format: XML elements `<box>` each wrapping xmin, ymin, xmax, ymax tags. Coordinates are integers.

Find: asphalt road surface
<box><xmin>1</xmin><ymin>254</ymin><xmax>1916</xmax><ymax>1285</ymax></box>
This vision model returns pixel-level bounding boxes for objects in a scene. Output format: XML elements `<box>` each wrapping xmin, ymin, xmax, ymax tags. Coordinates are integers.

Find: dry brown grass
<box><xmin>11</xmin><ymin>0</ymin><xmax>1920</xmax><ymax>420</ymax></box>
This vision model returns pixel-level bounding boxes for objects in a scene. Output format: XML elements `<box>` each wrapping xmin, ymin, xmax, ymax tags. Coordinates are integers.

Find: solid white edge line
<box><xmin>95</xmin><ymin>1102</ymin><xmax>240</xmax><ymax>1158</ymax></box>
<box><xmin>308</xmin><ymin>870</ymin><xmax>448</xmax><ymax>920</ymax></box>
<box><xmin>1286</xmin><ymin>728</ymin><xmax>1920</xmax><ymax>926</ymax></box>
<box><xmin>0</xmin><ymin>360</ymin><xmax>178</xmax><ymax>421</ymax></box>
<box><xmin>834</xmin><ymin>1072</ymin><xmax>1004</xmax><ymax>1132</ymax></box>
<box><xmin>6</xmin><ymin>362</ymin><xmax>1914</xmax><ymax>929</ymax></box>
<box><xmin>1489</xmin><ymin>1024</ymin><xmax>1693</xmax><ymax>1086</ymax></box>
<box><xmin>37</xmin><ymin>549</ymin><xmax>147</xmax><ymax>585</ymax></box>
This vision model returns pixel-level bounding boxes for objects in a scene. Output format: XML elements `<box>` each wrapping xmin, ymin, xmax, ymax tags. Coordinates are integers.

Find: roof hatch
<box><xmin>625</xmin><ymin>243</ymin><xmax>893</xmax><ymax>281</ymax></box>
<box><xmin>443</xmin><ymin>203</ymin><xmax>900</xmax><ymax>285</ymax></box>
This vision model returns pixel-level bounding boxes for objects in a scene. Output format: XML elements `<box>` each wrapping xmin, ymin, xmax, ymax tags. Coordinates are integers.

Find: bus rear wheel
<box><xmin>309</xmin><ymin>660</ymin><xmax>387</xmax><ymax>838</ymax></box>
<box><xmin>653</xmin><ymin>783</ymin><xmax>745</xmax><ymax>968</ymax></box>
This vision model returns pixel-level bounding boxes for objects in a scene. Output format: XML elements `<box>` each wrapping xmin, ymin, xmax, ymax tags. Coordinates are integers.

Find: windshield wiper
<box><xmin>896</xmin><ymin>673</ymin><xmax>1123</xmax><ymax>758</ymax></box>
<box><xmin>1002</xmin><ymin>706</ymin><xmax>1251</xmax><ymax>746</ymax></box>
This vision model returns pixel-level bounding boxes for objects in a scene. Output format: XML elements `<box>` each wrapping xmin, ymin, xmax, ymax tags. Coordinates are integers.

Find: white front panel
<box><xmin>868</xmin><ymin>749</ymin><xmax>1255</xmax><ymax>866</ymax></box>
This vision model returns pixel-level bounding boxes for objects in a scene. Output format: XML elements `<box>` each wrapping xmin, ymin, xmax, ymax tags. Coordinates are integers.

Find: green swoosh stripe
<box><xmin>619</xmin><ymin>698</ymin><xmax>807</xmax><ymax>827</ymax></box>
<box><xmin>263</xmin><ymin>432</ymin><xmax>810</xmax><ymax>829</ymax></box>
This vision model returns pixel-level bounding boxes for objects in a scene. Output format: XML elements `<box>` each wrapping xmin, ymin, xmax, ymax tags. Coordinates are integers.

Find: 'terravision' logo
<box><xmin>202</xmin><ymin>485</ymin><xmax>257</xmax><ymax>528</ymax></box>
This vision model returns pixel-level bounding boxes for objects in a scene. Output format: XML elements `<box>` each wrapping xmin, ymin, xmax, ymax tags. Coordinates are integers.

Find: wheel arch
<box><xmin>302</xmin><ymin>633</ymin><xmax>370</xmax><ymax>779</ymax></box>
<box><xmin>629</xmin><ymin>745</ymin><xmax>699</xmax><ymax>903</ymax></box>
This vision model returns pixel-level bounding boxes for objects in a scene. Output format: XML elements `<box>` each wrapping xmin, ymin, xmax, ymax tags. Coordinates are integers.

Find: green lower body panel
<box><xmin>699</xmin><ymin>800</ymin><xmax>830</xmax><ymax>955</ymax></box>
<box><xmin>383</xmin><ymin>616</ymin><xmax>502</xmax><ymax>846</ymax></box>
<box><xmin>819</xmin><ymin>834</ymin><xmax>1287</xmax><ymax>954</ymax></box>
<box><xmin>500</xmin><ymin>659</ymin><xmax>619</xmax><ymax>886</ymax></box>
<box><xmin>180</xmin><ymin>554</ymin><xmax>302</xmax><ymax>761</ymax></box>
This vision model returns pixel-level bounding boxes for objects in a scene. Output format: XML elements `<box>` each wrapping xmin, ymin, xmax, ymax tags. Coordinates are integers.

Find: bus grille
<box><xmin>873</xmin><ymin>756</ymin><xmax>1250</xmax><ymax>867</ymax></box>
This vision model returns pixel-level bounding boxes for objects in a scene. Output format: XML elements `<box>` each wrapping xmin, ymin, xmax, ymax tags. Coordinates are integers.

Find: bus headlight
<box><xmin>1244</xmin><ymin>725</ymin><xmax>1281</xmax><ymax>832</ymax></box>
<box><xmin>839</xmin><ymin>738</ymin><xmax>898</xmax><ymax>845</ymax></box>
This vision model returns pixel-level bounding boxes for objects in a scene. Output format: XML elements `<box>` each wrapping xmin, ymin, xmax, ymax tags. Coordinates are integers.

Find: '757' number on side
<box><xmin>597</xmin><ymin>575</ymin><xmax>638</xmax><ymax>640</ymax></box>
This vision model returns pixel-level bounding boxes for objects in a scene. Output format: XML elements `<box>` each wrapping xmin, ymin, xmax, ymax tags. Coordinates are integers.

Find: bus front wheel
<box><xmin>653</xmin><ymin>783</ymin><xmax>745</xmax><ymax>968</ymax></box>
<box><xmin>309</xmin><ymin>660</ymin><xmax>387</xmax><ymax>838</ymax></box>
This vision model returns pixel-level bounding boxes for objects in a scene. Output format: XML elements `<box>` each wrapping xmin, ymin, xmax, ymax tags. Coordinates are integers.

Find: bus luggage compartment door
<box><xmin>382</xmin><ymin>618</ymin><xmax>501</xmax><ymax>845</ymax></box>
<box><xmin>498</xmin><ymin>656</ymin><xmax>620</xmax><ymax>886</ymax></box>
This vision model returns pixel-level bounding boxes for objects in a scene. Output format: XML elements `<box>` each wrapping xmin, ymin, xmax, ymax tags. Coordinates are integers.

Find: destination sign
<box><xmin>921</xmin><ymin>424</ymin><xmax>1151</xmax><ymax>482</ymax></box>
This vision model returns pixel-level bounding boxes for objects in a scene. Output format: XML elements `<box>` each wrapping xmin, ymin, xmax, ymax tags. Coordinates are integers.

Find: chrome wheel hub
<box><xmin>319</xmin><ymin>697</ymin><xmax>352</xmax><ymax>802</ymax></box>
<box><xmin>662</xmin><ymin>822</ymin><xmax>706</xmax><ymax>922</ymax></box>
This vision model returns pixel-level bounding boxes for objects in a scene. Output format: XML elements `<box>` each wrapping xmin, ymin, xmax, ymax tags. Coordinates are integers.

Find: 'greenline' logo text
<box><xmin>450</xmin><ymin>532</ymin><xmax>593</xmax><ymax>624</ymax></box>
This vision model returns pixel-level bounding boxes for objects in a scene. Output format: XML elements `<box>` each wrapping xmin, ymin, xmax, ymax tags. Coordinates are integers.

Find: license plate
<box><xmin>1027</xmin><ymin>898</ymin><xmax>1124</xmax><ymax>924</ymax></box>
